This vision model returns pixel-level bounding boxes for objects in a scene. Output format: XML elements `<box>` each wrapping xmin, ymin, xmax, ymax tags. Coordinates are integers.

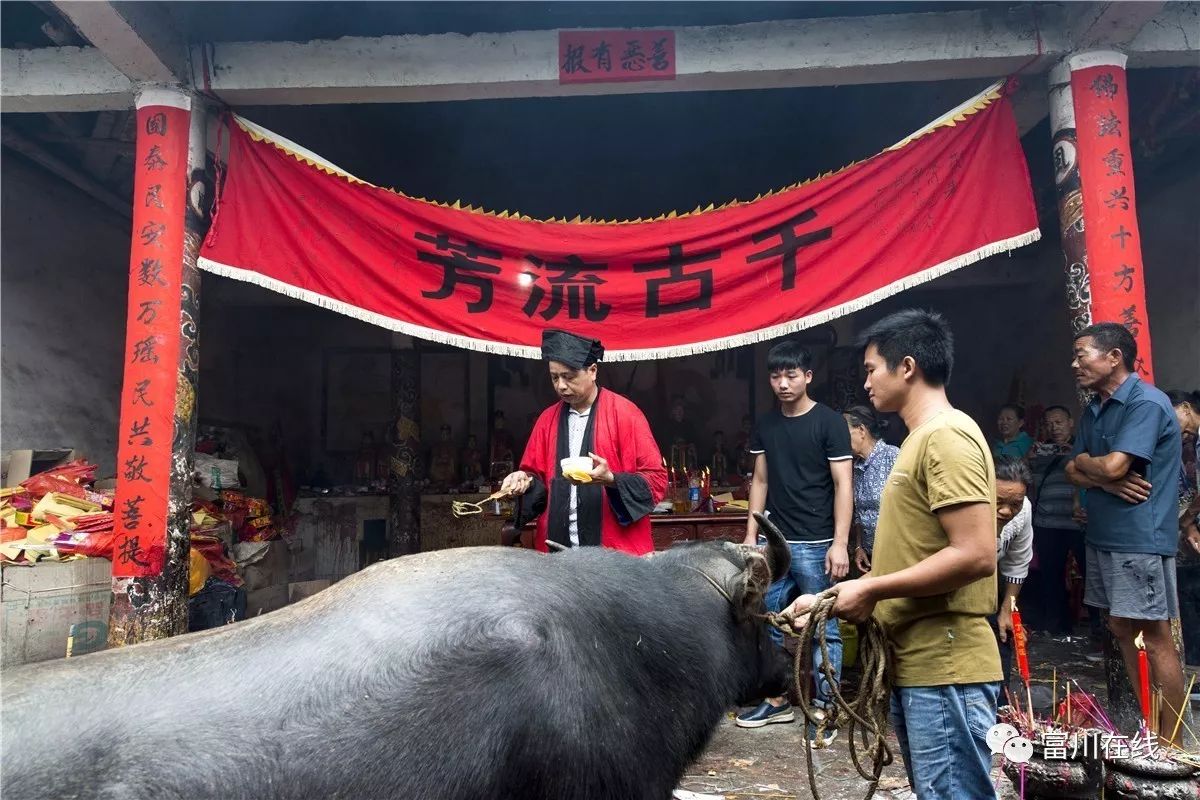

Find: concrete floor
<box><xmin>677</xmin><ymin>630</ymin><xmax>1113</xmax><ymax>800</ymax></box>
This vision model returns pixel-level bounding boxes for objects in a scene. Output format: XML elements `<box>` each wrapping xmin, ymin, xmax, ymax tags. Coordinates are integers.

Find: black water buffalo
<box><xmin>2</xmin><ymin>523</ymin><xmax>791</xmax><ymax>800</ymax></box>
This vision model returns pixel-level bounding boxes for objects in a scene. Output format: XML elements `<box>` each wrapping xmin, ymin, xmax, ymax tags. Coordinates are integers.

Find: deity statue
<box><xmin>662</xmin><ymin>398</ymin><xmax>698</xmax><ymax>473</ymax></box>
<box><xmin>428</xmin><ymin>424</ymin><xmax>459</xmax><ymax>489</ymax></box>
<box><xmin>735</xmin><ymin>414</ymin><xmax>756</xmax><ymax>476</ymax></box>
<box><xmin>460</xmin><ymin>434</ymin><xmax>484</xmax><ymax>485</ymax></box>
<box><xmin>709</xmin><ymin>430</ymin><xmax>730</xmax><ymax>484</ymax></box>
<box><xmin>489</xmin><ymin>411</ymin><xmax>516</xmax><ymax>479</ymax></box>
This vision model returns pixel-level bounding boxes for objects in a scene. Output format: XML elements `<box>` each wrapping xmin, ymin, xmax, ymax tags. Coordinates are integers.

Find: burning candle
<box><xmin>1135</xmin><ymin>631</ymin><xmax>1152</xmax><ymax>731</ymax></box>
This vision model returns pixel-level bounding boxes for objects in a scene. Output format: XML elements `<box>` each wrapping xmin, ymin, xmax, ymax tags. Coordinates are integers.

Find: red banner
<box><xmin>559</xmin><ymin>30</ymin><xmax>675</xmax><ymax>84</ymax></box>
<box><xmin>199</xmin><ymin>82</ymin><xmax>1039</xmax><ymax>360</ymax></box>
<box><xmin>1070</xmin><ymin>53</ymin><xmax>1154</xmax><ymax>381</ymax></box>
<box><xmin>112</xmin><ymin>95</ymin><xmax>190</xmax><ymax>577</ymax></box>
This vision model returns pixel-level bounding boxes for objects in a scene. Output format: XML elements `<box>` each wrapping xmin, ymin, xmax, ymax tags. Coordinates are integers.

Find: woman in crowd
<box><xmin>1168</xmin><ymin>390</ymin><xmax>1200</xmax><ymax>673</ymax></box>
<box><xmin>843</xmin><ymin>405</ymin><xmax>898</xmax><ymax>573</ymax></box>
<box><xmin>992</xmin><ymin>456</ymin><xmax>1035</xmax><ymax>689</ymax></box>
<box><xmin>994</xmin><ymin>403</ymin><xmax>1034</xmax><ymax>459</ymax></box>
<box><xmin>1026</xmin><ymin>404</ymin><xmax>1085</xmax><ymax>635</ymax></box>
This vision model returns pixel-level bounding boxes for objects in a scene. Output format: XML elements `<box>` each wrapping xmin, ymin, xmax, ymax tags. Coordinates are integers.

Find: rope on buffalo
<box><xmin>766</xmin><ymin>588</ymin><xmax>894</xmax><ymax>800</ymax></box>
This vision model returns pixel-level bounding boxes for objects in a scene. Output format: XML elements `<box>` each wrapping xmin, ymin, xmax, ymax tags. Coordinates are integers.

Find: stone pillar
<box><xmin>1047</xmin><ymin>61</ymin><xmax>1093</xmax><ymax>344</ymax></box>
<box><xmin>388</xmin><ymin>344</ymin><xmax>421</xmax><ymax>556</ymax></box>
<box><xmin>108</xmin><ymin>87</ymin><xmax>208</xmax><ymax>646</ymax></box>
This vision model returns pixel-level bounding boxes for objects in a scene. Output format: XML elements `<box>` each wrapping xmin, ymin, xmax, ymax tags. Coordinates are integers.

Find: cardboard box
<box><xmin>242</xmin><ymin>541</ymin><xmax>288</xmax><ymax>592</ymax></box>
<box><xmin>1</xmin><ymin>558</ymin><xmax>111</xmax><ymax>666</ymax></box>
<box><xmin>245</xmin><ymin>584</ymin><xmax>288</xmax><ymax>617</ymax></box>
<box><xmin>288</xmin><ymin>579</ymin><xmax>331</xmax><ymax>604</ymax></box>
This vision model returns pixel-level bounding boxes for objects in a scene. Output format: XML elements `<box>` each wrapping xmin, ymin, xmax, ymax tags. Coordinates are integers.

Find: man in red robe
<box><xmin>500</xmin><ymin>330</ymin><xmax>667</xmax><ymax>555</ymax></box>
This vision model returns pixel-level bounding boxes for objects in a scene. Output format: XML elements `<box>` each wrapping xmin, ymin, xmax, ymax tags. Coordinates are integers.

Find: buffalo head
<box><xmin>651</xmin><ymin>511</ymin><xmax>792</xmax><ymax>703</ymax></box>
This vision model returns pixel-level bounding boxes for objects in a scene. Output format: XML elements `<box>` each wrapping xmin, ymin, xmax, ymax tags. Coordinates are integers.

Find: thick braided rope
<box><xmin>765</xmin><ymin>588</ymin><xmax>894</xmax><ymax>800</ymax></box>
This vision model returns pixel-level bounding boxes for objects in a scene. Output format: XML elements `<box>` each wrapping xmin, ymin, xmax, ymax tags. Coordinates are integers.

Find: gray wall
<box><xmin>1</xmin><ymin>155</ymin><xmax>129</xmax><ymax>476</ymax></box>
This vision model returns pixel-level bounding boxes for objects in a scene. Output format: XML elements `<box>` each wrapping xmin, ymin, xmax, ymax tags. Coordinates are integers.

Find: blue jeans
<box><xmin>762</xmin><ymin>539</ymin><xmax>842</xmax><ymax>709</ymax></box>
<box><xmin>890</xmin><ymin>682</ymin><xmax>1000</xmax><ymax>800</ymax></box>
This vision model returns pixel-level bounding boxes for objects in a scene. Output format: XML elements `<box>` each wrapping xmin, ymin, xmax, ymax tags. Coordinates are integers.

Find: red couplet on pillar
<box><xmin>111</xmin><ymin>95</ymin><xmax>191</xmax><ymax>577</ymax></box>
<box><xmin>1070</xmin><ymin>52</ymin><xmax>1154</xmax><ymax>381</ymax></box>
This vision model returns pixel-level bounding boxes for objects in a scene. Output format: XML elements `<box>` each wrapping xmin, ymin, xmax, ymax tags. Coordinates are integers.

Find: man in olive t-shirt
<box><xmin>871</xmin><ymin>410</ymin><xmax>1000</xmax><ymax>686</ymax></box>
<box><xmin>785</xmin><ymin>310</ymin><xmax>1001</xmax><ymax>800</ymax></box>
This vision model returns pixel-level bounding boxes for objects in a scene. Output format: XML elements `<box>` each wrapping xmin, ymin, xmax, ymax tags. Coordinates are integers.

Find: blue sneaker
<box><xmin>805</xmin><ymin>717</ymin><xmax>838</xmax><ymax>748</ymax></box>
<box><xmin>801</xmin><ymin>710</ymin><xmax>840</xmax><ymax>748</ymax></box>
<box><xmin>735</xmin><ymin>701</ymin><xmax>795</xmax><ymax>728</ymax></box>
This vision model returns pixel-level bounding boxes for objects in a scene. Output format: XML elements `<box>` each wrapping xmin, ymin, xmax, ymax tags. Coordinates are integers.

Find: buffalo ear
<box><xmin>753</xmin><ymin>512</ymin><xmax>791</xmax><ymax>584</ymax></box>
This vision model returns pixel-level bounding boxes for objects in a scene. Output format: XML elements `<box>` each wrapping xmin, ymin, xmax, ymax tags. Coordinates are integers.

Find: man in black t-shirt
<box><xmin>735</xmin><ymin>341</ymin><xmax>853</xmax><ymax>747</ymax></box>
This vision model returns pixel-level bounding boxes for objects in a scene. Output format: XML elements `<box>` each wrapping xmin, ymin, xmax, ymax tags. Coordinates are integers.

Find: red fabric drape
<box><xmin>199</xmin><ymin>84</ymin><xmax>1039</xmax><ymax>360</ymax></box>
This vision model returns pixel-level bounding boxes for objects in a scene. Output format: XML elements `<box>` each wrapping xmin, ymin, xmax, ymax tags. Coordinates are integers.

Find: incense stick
<box><xmin>1026</xmin><ymin>682</ymin><xmax>1035</xmax><ymax>733</ymax></box>
<box><xmin>1052</xmin><ymin>668</ymin><xmax>1058</xmax><ymax>724</ymax></box>
<box><xmin>1169</xmin><ymin>672</ymin><xmax>1197</xmax><ymax>745</ymax></box>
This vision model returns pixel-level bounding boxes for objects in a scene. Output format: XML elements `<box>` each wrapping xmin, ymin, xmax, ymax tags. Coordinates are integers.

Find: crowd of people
<box><xmin>730</xmin><ymin>316</ymin><xmax>1194</xmax><ymax>798</ymax></box>
<box><xmin>498</xmin><ymin>316</ymin><xmax>1195</xmax><ymax>800</ymax></box>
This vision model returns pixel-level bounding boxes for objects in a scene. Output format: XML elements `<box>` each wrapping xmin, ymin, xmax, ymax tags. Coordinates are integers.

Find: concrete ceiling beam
<box><xmin>51</xmin><ymin>1</ymin><xmax>188</xmax><ymax>84</ymax></box>
<box><xmin>1010</xmin><ymin>2</ymin><xmax>1194</xmax><ymax>141</ymax></box>
<box><xmin>2</xmin><ymin>4</ymin><xmax>1195</xmax><ymax>113</ymax></box>
<box><xmin>1069</xmin><ymin>1</ymin><xmax>1168</xmax><ymax>51</ymax></box>
<box><xmin>194</xmin><ymin>5</ymin><xmax>1073</xmax><ymax>106</ymax></box>
<box><xmin>0</xmin><ymin>45</ymin><xmax>133</xmax><ymax>112</ymax></box>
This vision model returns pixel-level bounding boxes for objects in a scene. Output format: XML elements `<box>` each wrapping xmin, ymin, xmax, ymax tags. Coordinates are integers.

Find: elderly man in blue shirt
<box><xmin>1066</xmin><ymin>322</ymin><xmax>1184</xmax><ymax>744</ymax></box>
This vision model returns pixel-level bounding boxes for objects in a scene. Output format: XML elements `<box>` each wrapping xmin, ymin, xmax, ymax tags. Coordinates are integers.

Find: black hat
<box><xmin>541</xmin><ymin>329</ymin><xmax>604</xmax><ymax>369</ymax></box>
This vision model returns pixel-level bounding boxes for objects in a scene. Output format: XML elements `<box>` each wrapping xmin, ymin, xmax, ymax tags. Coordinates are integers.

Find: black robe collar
<box><xmin>546</xmin><ymin>389</ymin><xmax>603</xmax><ymax>549</ymax></box>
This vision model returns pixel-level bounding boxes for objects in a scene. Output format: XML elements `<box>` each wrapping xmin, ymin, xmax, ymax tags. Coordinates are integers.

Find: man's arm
<box><xmin>794</xmin><ymin>501</ymin><xmax>995</xmax><ymax>623</ymax></box>
<box><xmin>863</xmin><ymin>501</ymin><xmax>995</xmax><ymax>600</ymax></box>
<box><xmin>1066</xmin><ymin>458</ymin><xmax>1152</xmax><ymax>503</ymax></box>
<box><xmin>1073</xmin><ymin>398</ymin><xmax>1164</xmax><ymax>485</ymax></box>
<box><xmin>1065</xmin><ymin>458</ymin><xmax>1103</xmax><ymax>488</ymax></box>
<box><xmin>743</xmin><ymin>454</ymin><xmax>768</xmax><ymax>545</ymax></box>
<box><xmin>827</xmin><ymin>458</ymin><xmax>853</xmax><ymax>579</ymax></box>
<box><xmin>1073</xmin><ymin>451</ymin><xmax>1136</xmax><ymax>482</ymax></box>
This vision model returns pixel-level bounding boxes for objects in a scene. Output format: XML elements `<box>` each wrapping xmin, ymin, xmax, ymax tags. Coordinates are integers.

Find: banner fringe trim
<box><xmin>230</xmin><ymin>81</ymin><xmax>1004</xmax><ymax>228</ymax></box>
<box><xmin>197</xmin><ymin>224</ymin><xmax>1039</xmax><ymax>362</ymax></box>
